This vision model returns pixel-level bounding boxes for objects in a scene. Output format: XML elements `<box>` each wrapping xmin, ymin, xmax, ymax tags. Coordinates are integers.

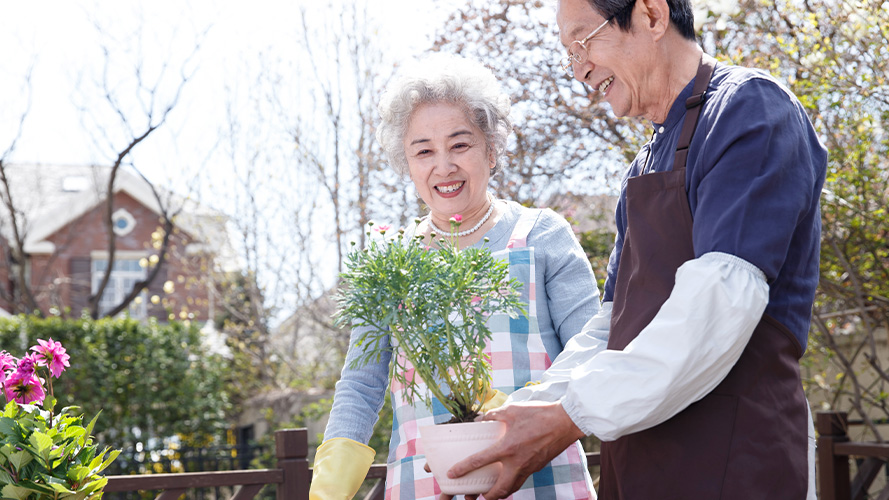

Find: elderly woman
<box><xmin>309</xmin><ymin>54</ymin><xmax>600</xmax><ymax>500</ymax></box>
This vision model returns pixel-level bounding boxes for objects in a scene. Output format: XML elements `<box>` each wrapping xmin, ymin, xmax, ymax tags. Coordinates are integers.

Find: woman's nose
<box><xmin>433</xmin><ymin>154</ymin><xmax>458</xmax><ymax>174</ymax></box>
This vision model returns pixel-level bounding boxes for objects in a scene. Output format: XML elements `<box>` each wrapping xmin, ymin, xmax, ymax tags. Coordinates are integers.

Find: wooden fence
<box><xmin>817</xmin><ymin>411</ymin><xmax>889</xmax><ymax>500</ymax></box>
<box><xmin>104</xmin><ymin>428</ymin><xmax>599</xmax><ymax>500</ymax></box>
<box><xmin>101</xmin><ymin>413</ymin><xmax>889</xmax><ymax>500</ymax></box>
<box><xmin>105</xmin><ymin>429</ymin><xmax>309</xmax><ymax>500</ymax></box>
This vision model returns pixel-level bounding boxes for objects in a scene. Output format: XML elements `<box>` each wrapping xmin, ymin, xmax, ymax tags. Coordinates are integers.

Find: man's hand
<box><xmin>439</xmin><ymin>401</ymin><xmax>585</xmax><ymax>500</ymax></box>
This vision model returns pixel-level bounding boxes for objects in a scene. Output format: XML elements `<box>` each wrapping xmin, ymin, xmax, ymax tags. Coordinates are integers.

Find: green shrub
<box><xmin>0</xmin><ymin>316</ymin><xmax>231</xmax><ymax>452</ymax></box>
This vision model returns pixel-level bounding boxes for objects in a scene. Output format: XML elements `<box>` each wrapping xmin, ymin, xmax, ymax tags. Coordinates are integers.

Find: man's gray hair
<box><xmin>375</xmin><ymin>53</ymin><xmax>513</xmax><ymax>176</ymax></box>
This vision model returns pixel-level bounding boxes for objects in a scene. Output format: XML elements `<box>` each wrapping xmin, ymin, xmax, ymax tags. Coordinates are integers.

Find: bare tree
<box><xmin>0</xmin><ymin>13</ymin><xmax>208</xmax><ymax>320</ymax></box>
<box><xmin>70</xmin><ymin>16</ymin><xmax>209</xmax><ymax>319</ymax></box>
<box><xmin>0</xmin><ymin>65</ymin><xmax>39</xmax><ymax>314</ymax></box>
<box><xmin>207</xmin><ymin>1</ymin><xmax>418</xmax><ymax>396</ymax></box>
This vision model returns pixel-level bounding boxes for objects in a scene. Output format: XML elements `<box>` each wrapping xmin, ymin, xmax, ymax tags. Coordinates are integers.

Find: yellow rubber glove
<box><xmin>479</xmin><ymin>388</ymin><xmax>509</xmax><ymax>412</ymax></box>
<box><xmin>309</xmin><ymin>437</ymin><xmax>375</xmax><ymax>500</ymax></box>
<box><xmin>475</xmin><ymin>377</ymin><xmax>509</xmax><ymax>412</ymax></box>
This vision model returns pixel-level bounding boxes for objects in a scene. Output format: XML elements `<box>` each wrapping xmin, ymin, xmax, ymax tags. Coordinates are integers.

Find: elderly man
<box><xmin>445</xmin><ymin>0</ymin><xmax>827</xmax><ymax>498</ymax></box>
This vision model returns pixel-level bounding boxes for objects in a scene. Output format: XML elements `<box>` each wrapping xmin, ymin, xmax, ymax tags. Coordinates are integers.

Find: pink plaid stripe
<box><xmin>414</xmin><ymin>475</ymin><xmax>437</xmax><ymax>498</ymax></box>
<box><xmin>528</xmin><ymin>351</ymin><xmax>551</xmax><ymax>372</ymax></box>
<box><xmin>506</xmin><ymin>236</ymin><xmax>527</xmax><ymax>249</ymax></box>
<box><xmin>491</xmin><ymin>350</ymin><xmax>514</xmax><ymax>368</ymax></box>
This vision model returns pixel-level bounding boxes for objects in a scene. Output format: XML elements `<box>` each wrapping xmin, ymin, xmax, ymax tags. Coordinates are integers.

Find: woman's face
<box><xmin>403</xmin><ymin>102</ymin><xmax>493</xmax><ymax>221</ymax></box>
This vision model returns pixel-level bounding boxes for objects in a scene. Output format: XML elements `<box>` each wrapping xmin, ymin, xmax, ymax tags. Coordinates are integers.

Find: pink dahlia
<box><xmin>4</xmin><ymin>371</ymin><xmax>45</xmax><ymax>405</ymax></box>
<box><xmin>16</xmin><ymin>353</ymin><xmax>39</xmax><ymax>377</ymax></box>
<box><xmin>0</xmin><ymin>350</ymin><xmax>16</xmax><ymax>373</ymax></box>
<box><xmin>31</xmin><ymin>338</ymin><xmax>70</xmax><ymax>378</ymax></box>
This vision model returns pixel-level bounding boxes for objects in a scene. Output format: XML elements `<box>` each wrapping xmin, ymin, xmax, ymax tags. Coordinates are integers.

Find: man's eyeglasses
<box><xmin>559</xmin><ymin>17</ymin><xmax>612</xmax><ymax>75</ymax></box>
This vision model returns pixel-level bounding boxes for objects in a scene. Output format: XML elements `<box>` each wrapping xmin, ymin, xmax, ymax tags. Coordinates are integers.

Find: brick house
<box><xmin>0</xmin><ymin>164</ymin><xmax>233</xmax><ymax>322</ymax></box>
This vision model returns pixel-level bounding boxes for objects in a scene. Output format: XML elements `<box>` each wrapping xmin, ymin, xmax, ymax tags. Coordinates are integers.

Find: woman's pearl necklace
<box><xmin>427</xmin><ymin>197</ymin><xmax>496</xmax><ymax>238</ymax></box>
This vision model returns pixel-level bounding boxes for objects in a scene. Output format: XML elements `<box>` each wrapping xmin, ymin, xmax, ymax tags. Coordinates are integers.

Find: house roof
<box><xmin>0</xmin><ymin>164</ymin><xmax>237</xmax><ymax>269</ymax></box>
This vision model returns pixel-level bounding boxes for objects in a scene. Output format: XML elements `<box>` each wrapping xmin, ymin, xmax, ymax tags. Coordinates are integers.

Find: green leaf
<box><xmin>1</xmin><ymin>402</ymin><xmax>17</xmax><ymax>418</ymax></box>
<box><xmin>82</xmin><ymin>411</ymin><xmax>101</xmax><ymax>441</ymax></box>
<box><xmin>0</xmin><ymin>468</ymin><xmax>13</xmax><ymax>486</ymax></box>
<box><xmin>47</xmin><ymin>482</ymin><xmax>75</xmax><ymax>494</ymax></box>
<box><xmin>59</xmin><ymin>492</ymin><xmax>89</xmax><ymax>500</ymax></box>
<box><xmin>67</xmin><ymin>465</ymin><xmax>91</xmax><ymax>484</ymax></box>
<box><xmin>17</xmin><ymin>480</ymin><xmax>56</xmax><ymax>495</ymax></box>
<box><xmin>43</xmin><ymin>395</ymin><xmax>57</xmax><ymax>412</ymax></box>
<box><xmin>0</xmin><ymin>418</ymin><xmax>17</xmax><ymax>438</ymax></box>
<box><xmin>96</xmin><ymin>449</ymin><xmax>120</xmax><ymax>473</ymax></box>
<box><xmin>29</xmin><ymin>430</ymin><xmax>53</xmax><ymax>456</ymax></box>
<box><xmin>62</xmin><ymin>425</ymin><xmax>86</xmax><ymax>442</ymax></box>
<box><xmin>1</xmin><ymin>484</ymin><xmax>32</xmax><ymax>500</ymax></box>
<box><xmin>7</xmin><ymin>451</ymin><xmax>32</xmax><ymax>471</ymax></box>
<box><xmin>79</xmin><ymin>476</ymin><xmax>107</xmax><ymax>495</ymax></box>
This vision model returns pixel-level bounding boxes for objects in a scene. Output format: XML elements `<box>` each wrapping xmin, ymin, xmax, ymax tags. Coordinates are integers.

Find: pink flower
<box><xmin>16</xmin><ymin>353</ymin><xmax>39</xmax><ymax>377</ymax></box>
<box><xmin>4</xmin><ymin>371</ymin><xmax>45</xmax><ymax>405</ymax></box>
<box><xmin>31</xmin><ymin>338</ymin><xmax>71</xmax><ymax>378</ymax></box>
<box><xmin>375</xmin><ymin>224</ymin><xmax>392</xmax><ymax>233</ymax></box>
<box><xmin>0</xmin><ymin>350</ymin><xmax>16</xmax><ymax>373</ymax></box>
<box><xmin>451</xmin><ymin>214</ymin><xmax>463</xmax><ymax>223</ymax></box>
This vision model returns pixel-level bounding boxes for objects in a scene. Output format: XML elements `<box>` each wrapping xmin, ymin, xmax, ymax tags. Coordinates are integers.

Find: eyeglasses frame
<box><xmin>559</xmin><ymin>17</ymin><xmax>613</xmax><ymax>75</ymax></box>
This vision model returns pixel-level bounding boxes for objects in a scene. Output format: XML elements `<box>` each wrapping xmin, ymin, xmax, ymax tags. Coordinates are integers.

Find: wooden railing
<box><xmin>104</xmin><ymin>428</ymin><xmax>601</xmax><ymax>500</ymax></box>
<box><xmin>102</xmin><ymin>415</ymin><xmax>889</xmax><ymax>500</ymax></box>
<box><xmin>105</xmin><ymin>429</ymin><xmax>310</xmax><ymax>500</ymax></box>
<box><xmin>817</xmin><ymin>411</ymin><xmax>889</xmax><ymax>500</ymax></box>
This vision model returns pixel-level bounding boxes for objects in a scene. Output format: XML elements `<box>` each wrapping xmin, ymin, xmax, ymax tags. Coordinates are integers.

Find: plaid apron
<box><xmin>385</xmin><ymin>208</ymin><xmax>596</xmax><ymax>500</ymax></box>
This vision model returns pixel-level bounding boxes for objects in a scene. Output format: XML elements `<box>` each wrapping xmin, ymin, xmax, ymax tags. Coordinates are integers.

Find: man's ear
<box><xmin>637</xmin><ymin>0</ymin><xmax>671</xmax><ymax>41</ymax></box>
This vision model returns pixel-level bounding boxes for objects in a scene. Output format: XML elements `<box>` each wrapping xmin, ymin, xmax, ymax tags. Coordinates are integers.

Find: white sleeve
<box><xmin>507</xmin><ymin>302</ymin><xmax>611</xmax><ymax>404</ymax></box>
<box><xmin>559</xmin><ymin>251</ymin><xmax>768</xmax><ymax>441</ymax></box>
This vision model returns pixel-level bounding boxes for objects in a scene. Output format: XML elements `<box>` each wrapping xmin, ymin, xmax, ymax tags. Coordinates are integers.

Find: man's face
<box><xmin>557</xmin><ymin>0</ymin><xmax>660</xmax><ymax>120</ymax></box>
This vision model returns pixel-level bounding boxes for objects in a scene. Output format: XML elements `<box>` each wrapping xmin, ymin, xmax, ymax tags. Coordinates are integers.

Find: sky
<box><xmin>0</xmin><ymin>0</ymin><xmax>464</xmax><ymax>183</ymax></box>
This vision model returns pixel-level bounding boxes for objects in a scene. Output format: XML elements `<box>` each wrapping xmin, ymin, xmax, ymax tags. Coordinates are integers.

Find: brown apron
<box><xmin>597</xmin><ymin>55</ymin><xmax>808</xmax><ymax>499</ymax></box>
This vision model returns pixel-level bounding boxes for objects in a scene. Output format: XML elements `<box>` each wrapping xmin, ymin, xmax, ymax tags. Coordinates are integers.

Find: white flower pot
<box><xmin>419</xmin><ymin>420</ymin><xmax>506</xmax><ymax>495</ymax></box>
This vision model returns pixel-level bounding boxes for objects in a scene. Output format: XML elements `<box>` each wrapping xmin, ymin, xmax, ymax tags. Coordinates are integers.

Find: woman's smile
<box><xmin>435</xmin><ymin>181</ymin><xmax>465</xmax><ymax>197</ymax></box>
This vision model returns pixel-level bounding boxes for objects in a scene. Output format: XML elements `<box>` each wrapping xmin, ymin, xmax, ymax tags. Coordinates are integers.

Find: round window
<box><xmin>111</xmin><ymin>208</ymin><xmax>137</xmax><ymax>236</ymax></box>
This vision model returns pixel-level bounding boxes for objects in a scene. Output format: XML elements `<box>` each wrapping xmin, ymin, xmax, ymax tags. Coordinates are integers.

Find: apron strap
<box><xmin>674</xmin><ymin>53</ymin><xmax>718</xmax><ymax>170</ymax></box>
<box><xmin>506</xmin><ymin>208</ymin><xmax>542</xmax><ymax>249</ymax></box>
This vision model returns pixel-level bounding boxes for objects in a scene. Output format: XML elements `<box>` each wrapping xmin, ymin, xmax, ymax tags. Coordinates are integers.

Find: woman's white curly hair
<box><xmin>375</xmin><ymin>53</ymin><xmax>513</xmax><ymax>176</ymax></box>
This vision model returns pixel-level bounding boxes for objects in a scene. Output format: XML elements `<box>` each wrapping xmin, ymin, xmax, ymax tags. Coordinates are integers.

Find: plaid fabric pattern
<box><xmin>386</xmin><ymin>209</ymin><xmax>595</xmax><ymax>500</ymax></box>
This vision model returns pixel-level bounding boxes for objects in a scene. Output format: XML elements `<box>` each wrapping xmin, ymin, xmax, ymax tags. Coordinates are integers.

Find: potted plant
<box><xmin>0</xmin><ymin>340</ymin><xmax>120</xmax><ymax>500</ymax></box>
<box><xmin>335</xmin><ymin>217</ymin><xmax>524</xmax><ymax>493</ymax></box>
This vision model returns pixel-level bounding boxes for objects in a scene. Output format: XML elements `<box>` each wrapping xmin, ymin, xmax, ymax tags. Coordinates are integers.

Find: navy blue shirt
<box><xmin>603</xmin><ymin>62</ymin><xmax>828</xmax><ymax>349</ymax></box>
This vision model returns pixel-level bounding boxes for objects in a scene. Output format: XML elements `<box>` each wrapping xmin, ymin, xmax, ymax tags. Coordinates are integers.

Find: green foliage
<box><xmin>335</xmin><ymin>223</ymin><xmax>524</xmax><ymax>422</ymax></box>
<box><xmin>0</xmin><ymin>316</ymin><xmax>231</xmax><ymax>451</ymax></box>
<box><xmin>0</xmin><ymin>401</ymin><xmax>120</xmax><ymax>500</ymax></box>
<box><xmin>575</xmin><ymin>228</ymin><xmax>616</xmax><ymax>290</ymax></box>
